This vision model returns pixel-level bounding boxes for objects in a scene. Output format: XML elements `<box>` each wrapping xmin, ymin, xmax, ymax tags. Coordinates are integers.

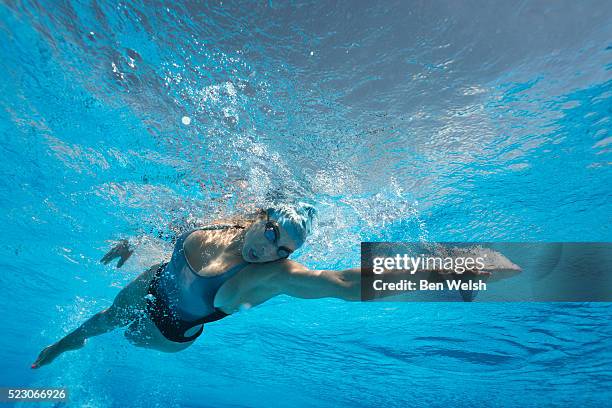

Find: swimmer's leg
<box><xmin>32</xmin><ymin>263</ymin><xmax>162</xmax><ymax>369</ymax></box>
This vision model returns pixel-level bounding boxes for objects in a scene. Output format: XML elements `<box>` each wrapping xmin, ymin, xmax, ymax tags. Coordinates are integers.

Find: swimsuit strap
<box><xmin>194</xmin><ymin>223</ymin><xmax>245</xmax><ymax>231</ymax></box>
<box><xmin>180</xmin><ymin>224</ymin><xmax>246</xmax><ymax>278</ymax></box>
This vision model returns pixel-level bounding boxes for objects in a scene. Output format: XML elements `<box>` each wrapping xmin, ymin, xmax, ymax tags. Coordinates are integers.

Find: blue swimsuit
<box><xmin>146</xmin><ymin>225</ymin><xmax>248</xmax><ymax>343</ymax></box>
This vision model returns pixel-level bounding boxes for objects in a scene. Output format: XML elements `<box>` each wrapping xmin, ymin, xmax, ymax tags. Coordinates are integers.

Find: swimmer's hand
<box><xmin>100</xmin><ymin>239</ymin><xmax>133</xmax><ymax>268</ymax></box>
<box><xmin>435</xmin><ymin>246</ymin><xmax>522</xmax><ymax>281</ymax></box>
<box><xmin>31</xmin><ymin>338</ymin><xmax>85</xmax><ymax>369</ymax></box>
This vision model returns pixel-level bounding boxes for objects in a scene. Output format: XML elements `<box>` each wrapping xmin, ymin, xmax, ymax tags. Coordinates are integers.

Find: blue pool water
<box><xmin>1</xmin><ymin>1</ymin><xmax>611</xmax><ymax>406</ymax></box>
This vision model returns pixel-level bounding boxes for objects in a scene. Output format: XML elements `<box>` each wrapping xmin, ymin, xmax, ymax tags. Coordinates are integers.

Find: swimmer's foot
<box><xmin>31</xmin><ymin>338</ymin><xmax>85</xmax><ymax>369</ymax></box>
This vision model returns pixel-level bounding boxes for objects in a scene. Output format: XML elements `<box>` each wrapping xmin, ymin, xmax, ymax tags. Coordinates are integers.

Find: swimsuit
<box><xmin>145</xmin><ymin>225</ymin><xmax>248</xmax><ymax>343</ymax></box>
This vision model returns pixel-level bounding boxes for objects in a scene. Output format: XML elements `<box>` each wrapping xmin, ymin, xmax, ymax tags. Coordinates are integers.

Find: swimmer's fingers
<box><xmin>100</xmin><ymin>249</ymin><xmax>118</xmax><ymax>265</ymax></box>
<box><xmin>100</xmin><ymin>245</ymin><xmax>122</xmax><ymax>264</ymax></box>
<box><xmin>100</xmin><ymin>239</ymin><xmax>132</xmax><ymax>267</ymax></box>
<box><xmin>115</xmin><ymin>249</ymin><xmax>134</xmax><ymax>268</ymax></box>
<box><xmin>468</xmin><ymin>269</ymin><xmax>491</xmax><ymax>276</ymax></box>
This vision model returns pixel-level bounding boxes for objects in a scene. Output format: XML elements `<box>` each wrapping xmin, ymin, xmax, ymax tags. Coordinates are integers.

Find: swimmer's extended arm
<box><xmin>279</xmin><ymin>265</ymin><xmax>450</xmax><ymax>301</ymax></box>
<box><xmin>225</xmin><ymin>263</ymin><xmax>441</xmax><ymax>307</ymax></box>
<box><xmin>280</xmin><ymin>266</ymin><xmax>363</xmax><ymax>301</ymax></box>
<box><xmin>278</xmin><ymin>249</ymin><xmax>521</xmax><ymax>302</ymax></box>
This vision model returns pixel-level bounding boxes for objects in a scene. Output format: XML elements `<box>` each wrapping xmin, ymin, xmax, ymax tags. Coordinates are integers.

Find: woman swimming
<box><xmin>32</xmin><ymin>203</ymin><xmax>513</xmax><ymax>368</ymax></box>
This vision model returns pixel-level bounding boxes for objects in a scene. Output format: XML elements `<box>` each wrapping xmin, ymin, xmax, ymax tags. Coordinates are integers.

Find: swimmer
<box><xmin>32</xmin><ymin>203</ymin><xmax>517</xmax><ymax>368</ymax></box>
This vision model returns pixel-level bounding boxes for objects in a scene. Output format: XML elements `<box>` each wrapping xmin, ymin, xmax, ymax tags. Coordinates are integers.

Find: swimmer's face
<box><xmin>242</xmin><ymin>217</ymin><xmax>297</xmax><ymax>263</ymax></box>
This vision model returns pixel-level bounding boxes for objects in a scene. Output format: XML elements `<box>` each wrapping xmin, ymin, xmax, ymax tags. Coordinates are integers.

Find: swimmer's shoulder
<box><xmin>183</xmin><ymin>226</ymin><xmax>228</xmax><ymax>245</ymax></box>
<box><xmin>217</xmin><ymin>259</ymin><xmax>305</xmax><ymax>310</ymax></box>
<box><xmin>183</xmin><ymin>226</ymin><xmax>238</xmax><ymax>263</ymax></box>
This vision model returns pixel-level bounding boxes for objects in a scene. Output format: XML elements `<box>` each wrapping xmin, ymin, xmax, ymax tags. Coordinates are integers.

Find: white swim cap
<box><xmin>266</xmin><ymin>202</ymin><xmax>316</xmax><ymax>249</ymax></box>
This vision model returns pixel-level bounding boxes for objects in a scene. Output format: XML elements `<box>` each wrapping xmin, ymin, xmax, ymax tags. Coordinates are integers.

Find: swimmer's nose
<box><xmin>261</xmin><ymin>244</ymin><xmax>275</xmax><ymax>258</ymax></box>
<box><xmin>255</xmin><ymin>247</ymin><xmax>266</xmax><ymax>259</ymax></box>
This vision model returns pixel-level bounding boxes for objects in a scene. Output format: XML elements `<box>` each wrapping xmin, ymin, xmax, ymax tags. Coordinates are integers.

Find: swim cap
<box><xmin>267</xmin><ymin>202</ymin><xmax>316</xmax><ymax>249</ymax></box>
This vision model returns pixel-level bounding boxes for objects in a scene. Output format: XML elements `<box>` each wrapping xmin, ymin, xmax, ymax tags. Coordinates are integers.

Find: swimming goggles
<box><xmin>264</xmin><ymin>215</ymin><xmax>293</xmax><ymax>258</ymax></box>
